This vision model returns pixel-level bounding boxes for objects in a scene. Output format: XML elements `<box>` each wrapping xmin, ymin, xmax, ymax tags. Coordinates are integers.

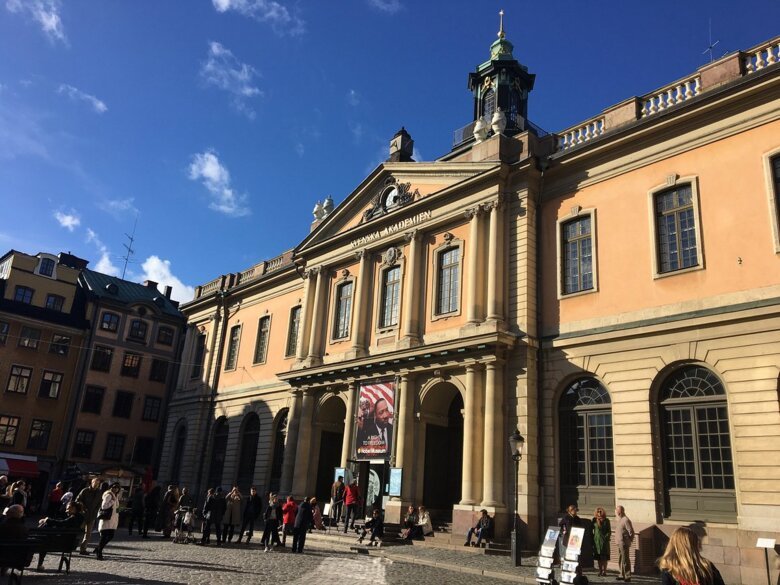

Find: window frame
<box><xmin>149</xmin><ymin>358</ymin><xmax>168</xmax><ymax>383</ymax></box>
<box><xmin>648</xmin><ymin>176</ymin><xmax>705</xmax><ymax>279</ymax></box>
<box><xmin>72</xmin><ymin>429</ymin><xmax>96</xmax><ymax>459</ymax></box>
<box><xmin>120</xmin><ymin>352</ymin><xmax>142</xmax><ymax>378</ymax></box>
<box><xmin>37</xmin><ymin>257</ymin><xmax>56</xmax><ymax>277</ymax></box>
<box><xmin>103</xmin><ymin>433</ymin><xmax>126</xmax><ymax>461</ymax></box>
<box><xmin>0</xmin><ymin>415</ymin><xmax>21</xmax><ymax>446</ymax></box>
<box><xmin>252</xmin><ymin>315</ymin><xmax>272</xmax><ymax>364</ymax></box>
<box><xmin>49</xmin><ymin>334</ymin><xmax>70</xmax><ymax>357</ymax></box>
<box><xmin>141</xmin><ymin>395</ymin><xmax>162</xmax><ymax>422</ymax></box>
<box><xmin>100</xmin><ymin>312</ymin><xmax>120</xmax><ymax>333</ymax></box>
<box><xmin>224</xmin><ymin>324</ymin><xmax>241</xmax><ymax>371</ymax></box>
<box><xmin>18</xmin><ymin>326</ymin><xmax>41</xmax><ymax>349</ymax></box>
<box><xmin>27</xmin><ymin>419</ymin><xmax>53</xmax><ymax>450</ymax></box>
<box><xmin>81</xmin><ymin>386</ymin><xmax>105</xmax><ymax>414</ymax></box>
<box><xmin>556</xmin><ymin>208</ymin><xmax>598</xmax><ymax>299</ymax></box>
<box><xmin>156</xmin><ymin>325</ymin><xmax>175</xmax><ymax>346</ymax></box>
<box><xmin>38</xmin><ymin>370</ymin><xmax>64</xmax><ymax>399</ymax></box>
<box><xmin>112</xmin><ymin>390</ymin><xmax>134</xmax><ymax>419</ymax></box>
<box><xmin>330</xmin><ymin>277</ymin><xmax>355</xmax><ymax>342</ymax></box>
<box><xmin>285</xmin><ymin>306</ymin><xmax>301</xmax><ymax>358</ymax></box>
<box><xmin>0</xmin><ymin>321</ymin><xmax>8</xmax><ymax>345</ymax></box>
<box><xmin>7</xmin><ymin>365</ymin><xmax>33</xmax><ymax>394</ymax></box>
<box><xmin>191</xmin><ymin>332</ymin><xmax>207</xmax><ymax>379</ymax></box>
<box><xmin>376</xmin><ymin>258</ymin><xmax>404</xmax><ymax>333</ymax></box>
<box><xmin>14</xmin><ymin>285</ymin><xmax>34</xmax><ymax>304</ymax></box>
<box><xmin>128</xmin><ymin>319</ymin><xmax>148</xmax><ymax>342</ymax></box>
<box><xmin>90</xmin><ymin>345</ymin><xmax>114</xmax><ymax>372</ymax></box>
<box><xmin>431</xmin><ymin>238</ymin><xmax>464</xmax><ymax>319</ymax></box>
<box><xmin>763</xmin><ymin>148</ymin><xmax>780</xmax><ymax>253</ymax></box>
<box><xmin>45</xmin><ymin>294</ymin><xmax>65</xmax><ymax>311</ymax></box>
<box><xmin>132</xmin><ymin>436</ymin><xmax>155</xmax><ymax>465</ymax></box>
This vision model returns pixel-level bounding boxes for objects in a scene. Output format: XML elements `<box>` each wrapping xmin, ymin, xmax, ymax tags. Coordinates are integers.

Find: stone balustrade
<box><xmin>744</xmin><ymin>36</ymin><xmax>780</xmax><ymax>74</ymax></box>
<box><xmin>556</xmin><ymin>116</ymin><xmax>606</xmax><ymax>151</ymax></box>
<box><xmin>193</xmin><ymin>251</ymin><xmax>294</xmax><ymax>299</ymax></box>
<box><xmin>640</xmin><ymin>75</ymin><xmax>701</xmax><ymax>118</ymax></box>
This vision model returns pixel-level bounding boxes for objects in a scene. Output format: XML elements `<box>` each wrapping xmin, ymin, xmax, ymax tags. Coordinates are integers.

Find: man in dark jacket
<box><xmin>128</xmin><ymin>488</ymin><xmax>144</xmax><ymax>536</ymax></box>
<box><xmin>260</xmin><ymin>494</ymin><xmax>282</xmax><ymax>551</ymax></box>
<box><xmin>0</xmin><ymin>504</ymin><xmax>28</xmax><ymax>540</ymax></box>
<box><xmin>200</xmin><ymin>487</ymin><xmax>226</xmax><ymax>546</ymax></box>
<box><xmin>36</xmin><ymin>501</ymin><xmax>85</xmax><ymax>569</ymax></box>
<box><xmin>357</xmin><ymin>508</ymin><xmax>384</xmax><ymax>546</ymax></box>
<box><xmin>292</xmin><ymin>498</ymin><xmax>314</xmax><ymax>553</ymax></box>
<box><xmin>237</xmin><ymin>486</ymin><xmax>262</xmax><ymax>544</ymax></box>
<box><xmin>75</xmin><ymin>478</ymin><xmax>102</xmax><ymax>555</ymax></box>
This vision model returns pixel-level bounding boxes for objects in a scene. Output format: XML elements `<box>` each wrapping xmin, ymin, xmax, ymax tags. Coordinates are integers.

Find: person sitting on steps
<box><xmin>357</xmin><ymin>508</ymin><xmax>384</xmax><ymax>546</ymax></box>
<box><xmin>464</xmin><ymin>509</ymin><xmax>494</xmax><ymax>547</ymax></box>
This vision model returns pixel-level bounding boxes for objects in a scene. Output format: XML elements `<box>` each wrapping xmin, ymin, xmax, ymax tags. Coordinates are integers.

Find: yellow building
<box><xmin>160</xmin><ymin>28</ymin><xmax>780</xmax><ymax>583</ymax></box>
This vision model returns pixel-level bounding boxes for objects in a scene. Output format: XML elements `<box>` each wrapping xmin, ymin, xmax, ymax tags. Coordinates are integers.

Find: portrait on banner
<box><xmin>355</xmin><ymin>379</ymin><xmax>395</xmax><ymax>460</ymax></box>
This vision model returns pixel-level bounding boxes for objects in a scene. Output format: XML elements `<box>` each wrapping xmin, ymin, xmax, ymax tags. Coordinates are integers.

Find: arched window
<box><xmin>170</xmin><ymin>423</ymin><xmax>186</xmax><ymax>484</ymax></box>
<box><xmin>559</xmin><ymin>377</ymin><xmax>614</xmax><ymax>510</ymax></box>
<box><xmin>236</xmin><ymin>413</ymin><xmax>260</xmax><ymax>491</ymax></box>
<box><xmin>268</xmin><ymin>409</ymin><xmax>288</xmax><ymax>493</ymax></box>
<box><xmin>660</xmin><ymin>365</ymin><xmax>735</xmax><ymax>521</ymax></box>
<box><xmin>207</xmin><ymin>417</ymin><xmax>228</xmax><ymax>490</ymax></box>
<box><xmin>482</xmin><ymin>88</ymin><xmax>495</xmax><ymax>121</ymax></box>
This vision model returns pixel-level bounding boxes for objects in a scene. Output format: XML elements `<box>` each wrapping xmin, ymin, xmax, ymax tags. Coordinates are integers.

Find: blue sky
<box><xmin>2</xmin><ymin>1</ymin><xmax>778</xmax><ymax>302</ymax></box>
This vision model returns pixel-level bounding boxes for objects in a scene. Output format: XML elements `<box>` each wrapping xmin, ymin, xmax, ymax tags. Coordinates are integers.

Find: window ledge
<box><xmin>653</xmin><ymin>264</ymin><xmax>704</xmax><ymax>280</ymax></box>
<box><xmin>558</xmin><ymin>287</ymin><xmax>598</xmax><ymax>300</ymax></box>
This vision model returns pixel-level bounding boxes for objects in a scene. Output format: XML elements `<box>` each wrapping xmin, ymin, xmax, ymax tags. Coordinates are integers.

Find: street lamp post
<box><xmin>509</xmin><ymin>429</ymin><xmax>525</xmax><ymax>567</ymax></box>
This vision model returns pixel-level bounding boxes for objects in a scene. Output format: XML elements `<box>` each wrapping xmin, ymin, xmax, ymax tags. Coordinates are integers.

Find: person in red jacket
<box><xmin>280</xmin><ymin>495</ymin><xmax>298</xmax><ymax>547</ymax></box>
<box><xmin>343</xmin><ymin>480</ymin><xmax>361</xmax><ymax>533</ymax></box>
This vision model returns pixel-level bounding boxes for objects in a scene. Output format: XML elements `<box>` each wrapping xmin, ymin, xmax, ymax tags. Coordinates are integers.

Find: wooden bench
<box><xmin>0</xmin><ymin>541</ymin><xmax>35</xmax><ymax>585</ymax></box>
<box><xmin>27</xmin><ymin>529</ymin><xmax>82</xmax><ymax>574</ymax></box>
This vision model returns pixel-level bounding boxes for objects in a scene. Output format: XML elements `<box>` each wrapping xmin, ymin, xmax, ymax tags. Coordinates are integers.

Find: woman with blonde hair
<box><xmin>592</xmin><ymin>506</ymin><xmax>611</xmax><ymax>576</ymax></box>
<box><xmin>658</xmin><ymin>526</ymin><xmax>725</xmax><ymax>585</ymax></box>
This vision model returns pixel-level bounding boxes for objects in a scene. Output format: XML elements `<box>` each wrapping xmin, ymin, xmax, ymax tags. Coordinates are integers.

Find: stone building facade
<box><xmin>160</xmin><ymin>26</ymin><xmax>780</xmax><ymax>583</ymax></box>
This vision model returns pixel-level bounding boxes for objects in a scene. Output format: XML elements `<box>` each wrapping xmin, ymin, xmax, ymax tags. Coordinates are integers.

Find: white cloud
<box><xmin>347</xmin><ymin>89</ymin><xmax>360</xmax><ymax>106</ymax></box>
<box><xmin>57</xmin><ymin>84</ymin><xmax>107</xmax><ymax>114</ymax></box>
<box><xmin>54</xmin><ymin>210</ymin><xmax>80</xmax><ymax>231</ymax></box>
<box><xmin>200</xmin><ymin>41</ymin><xmax>262</xmax><ymax>119</ymax></box>
<box><xmin>367</xmin><ymin>0</ymin><xmax>402</xmax><ymax>14</ymax></box>
<box><xmin>349</xmin><ymin>121</ymin><xmax>363</xmax><ymax>143</ymax></box>
<box><xmin>138</xmin><ymin>256</ymin><xmax>195</xmax><ymax>303</ymax></box>
<box><xmin>212</xmin><ymin>0</ymin><xmax>304</xmax><ymax>36</ymax></box>
<box><xmin>98</xmin><ymin>197</ymin><xmax>138</xmax><ymax>219</ymax></box>
<box><xmin>188</xmin><ymin>149</ymin><xmax>250</xmax><ymax>217</ymax></box>
<box><xmin>295</xmin><ymin>142</ymin><xmax>305</xmax><ymax>157</ymax></box>
<box><xmin>6</xmin><ymin>0</ymin><xmax>66</xmax><ymax>43</ymax></box>
<box><xmin>86</xmin><ymin>228</ymin><xmax>120</xmax><ymax>277</ymax></box>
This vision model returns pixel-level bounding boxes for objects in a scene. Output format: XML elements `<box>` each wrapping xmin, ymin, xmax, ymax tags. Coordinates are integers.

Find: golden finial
<box><xmin>498</xmin><ymin>9</ymin><xmax>505</xmax><ymax>39</ymax></box>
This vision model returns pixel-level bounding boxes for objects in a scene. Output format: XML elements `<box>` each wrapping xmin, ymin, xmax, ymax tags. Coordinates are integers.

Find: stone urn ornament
<box><xmin>473</xmin><ymin>117</ymin><xmax>489</xmax><ymax>143</ymax></box>
<box><xmin>491</xmin><ymin>107</ymin><xmax>507</xmax><ymax>135</ymax></box>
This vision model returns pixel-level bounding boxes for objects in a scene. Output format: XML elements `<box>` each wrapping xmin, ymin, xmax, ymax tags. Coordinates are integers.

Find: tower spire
<box><xmin>498</xmin><ymin>9</ymin><xmax>505</xmax><ymax>39</ymax></box>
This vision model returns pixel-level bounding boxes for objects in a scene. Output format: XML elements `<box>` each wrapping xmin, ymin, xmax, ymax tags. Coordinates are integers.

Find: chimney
<box><xmin>387</xmin><ymin>127</ymin><xmax>414</xmax><ymax>162</ymax></box>
<box><xmin>144</xmin><ymin>280</ymin><xmax>158</xmax><ymax>290</ymax></box>
<box><xmin>164</xmin><ymin>285</ymin><xmax>173</xmax><ymax>299</ymax></box>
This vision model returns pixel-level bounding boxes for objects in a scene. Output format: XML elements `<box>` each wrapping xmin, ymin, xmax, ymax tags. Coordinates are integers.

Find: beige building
<box><xmin>160</xmin><ymin>28</ymin><xmax>780</xmax><ymax>583</ymax></box>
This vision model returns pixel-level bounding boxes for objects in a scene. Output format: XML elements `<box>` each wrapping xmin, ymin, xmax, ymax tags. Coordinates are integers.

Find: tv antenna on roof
<box><xmin>702</xmin><ymin>18</ymin><xmax>720</xmax><ymax>63</ymax></box>
<box><xmin>120</xmin><ymin>214</ymin><xmax>139</xmax><ymax>280</ymax></box>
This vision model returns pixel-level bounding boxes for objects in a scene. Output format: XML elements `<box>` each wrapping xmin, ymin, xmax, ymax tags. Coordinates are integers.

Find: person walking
<box><xmin>128</xmin><ymin>487</ymin><xmax>145</xmax><ymax>536</ymax></box>
<box><xmin>237</xmin><ymin>486</ymin><xmax>262</xmax><ymax>543</ymax></box>
<box><xmin>615</xmin><ymin>505</ymin><xmax>635</xmax><ymax>582</ymax></box>
<box><xmin>200</xmin><ymin>487</ymin><xmax>227</xmax><ymax>546</ymax></box>
<box><xmin>658</xmin><ymin>526</ymin><xmax>725</xmax><ymax>585</ymax></box>
<box><xmin>343</xmin><ymin>480</ymin><xmax>361</xmax><ymax>533</ymax></box>
<box><xmin>330</xmin><ymin>475</ymin><xmax>345</xmax><ymax>527</ymax></box>
<box><xmin>592</xmin><ymin>506</ymin><xmax>612</xmax><ymax>576</ymax></box>
<box><xmin>75</xmin><ymin>478</ymin><xmax>102</xmax><ymax>555</ymax></box>
<box><xmin>142</xmin><ymin>485</ymin><xmax>161</xmax><ymax>538</ymax></box>
<box><xmin>161</xmin><ymin>485</ymin><xmax>179</xmax><ymax>538</ymax></box>
<box><xmin>93</xmin><ymin>483</ymin><xmax>121</xmax><ymax>561</ymax></box>
<box><xmin>281</xmin><ymin>495</ymin><xmax>297</xmax><ymax>546</ymax></box>
<box><xmin>292</xmin><ymin>497</ymin><xmax>313</xmax><ymax>553</ymax></box>
<box><xmin>223</xmin><ymin>487</ymin><xmax>242</xmax><ymax>542</ymax></box>
<box><xmin>260</xmin><ymin>493</ymin><xmax>282</xmax><ymax>552</ymax></box>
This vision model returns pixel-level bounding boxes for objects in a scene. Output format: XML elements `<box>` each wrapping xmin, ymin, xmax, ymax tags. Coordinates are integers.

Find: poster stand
<box><xmin>536</xmin><ymin>526</ymin><xmax>560</xmax><ymax>584</ymax></box>
<box><xmin>559</xmin><ymin>526</ymin><xmax>585</xmax><ymax>585</ymax></box>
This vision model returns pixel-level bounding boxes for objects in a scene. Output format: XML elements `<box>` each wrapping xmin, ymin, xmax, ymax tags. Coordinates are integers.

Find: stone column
<box><xmin>279</xmin><ymin>390</ymin><xmax>302</xmax><ymax>495</ymax></box>
<box><xmin>350</xmin><ymin>251</ymin><xmax>371</xmax><ymax>357</ymax></box>
<box><xmin>402</xmin><ymin>230</ymin><xmax>422</xmax><ymax>343</ymax></box>
<box><xmin>306</xmin><ymin>267</ymin><xmax>328</xmax><ymax>361</ymax></box>
<box><xmin>340</xmin><ymin>383</ymin><xmax>357</xmax><ymax>467</ymax></box>
<box><xmin>395</xmin><ymin>374</ymin><xmax>415</xmax><ymax>499</ymax></box>
<box><xmin>296</xmin><ymin>269</ymin><xmax>316</xmax><ymax>361</ymax></box>
<box><xmin>291</xmin><ymin>389</ymin><xmax>316</xmax><ymax>497</ymax></box>
<box><xmin>465</xmin><ymin>206</ymin><xmax>483</xmax><ymax>324</ymax></box>
<box><xmin>481</xmin><ymin>360</ymin><xmax>504</xmax><ymax>507</ymax></box>
<box><xmin>461</xmin><ymin>364</ymin><xmax>484</xmax><ymax>505</ymax></box>
<box><xmin>485</xmin><ymin>198</ymin><xmax>505</xmax><ymax>322</ymax></box>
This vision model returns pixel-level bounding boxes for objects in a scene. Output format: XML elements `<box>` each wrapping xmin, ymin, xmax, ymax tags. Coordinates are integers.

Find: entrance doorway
<box><xmin>313</xmin><ymin>396</ymin><xmax>345</xmax><ymax>503</ymax></box>
<box><xmin>422</xmin><ymin>386</ymin><xmax>463</xmax><ymax>520</ymax></box>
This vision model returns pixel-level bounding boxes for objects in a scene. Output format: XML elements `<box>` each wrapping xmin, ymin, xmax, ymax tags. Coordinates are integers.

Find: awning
<box><xmin>1</xmin><ymin>458</ymin><xmax>39</xmax><ymax>478</ymax></box>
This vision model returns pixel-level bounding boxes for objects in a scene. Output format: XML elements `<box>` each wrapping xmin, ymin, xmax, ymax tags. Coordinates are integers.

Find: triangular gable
<box><xmin>297</xmin><ymin>160</ymin><xmax>498</xmax><ymax>255</ymax></box>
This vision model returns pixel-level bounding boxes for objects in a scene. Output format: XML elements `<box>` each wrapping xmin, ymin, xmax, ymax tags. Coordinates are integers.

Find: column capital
<box><xmin>481</xmin><ymin>197</ymin><xmax>503</xmax><ymax>213</ymax></box>
<box><xmin>464</xmin><ymin>205</ymin><xmax>483</xmax><ymax>220</ymax></box>
<box><xmin>404</xmin><ymin>229</ymin><xmax>421</xmax><ymax>243</ymax></box>
<box><xmin>354</xmin><ymin>249</ymin><xmax>369</xmax><ymax>261</ymax></box>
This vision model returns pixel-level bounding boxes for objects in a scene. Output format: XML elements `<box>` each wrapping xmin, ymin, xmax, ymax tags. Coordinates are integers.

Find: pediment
<box><xmin>296</xmin><ymin>161</ymin><xmax>497</xmax><ymax>255</ymax></box>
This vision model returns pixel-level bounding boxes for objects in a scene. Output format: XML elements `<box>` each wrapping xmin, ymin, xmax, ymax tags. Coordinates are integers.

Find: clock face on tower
<box><xmin>383</xmin><ymin>186</ymin><xmax>400</xmax><ymax>209</ymax></box>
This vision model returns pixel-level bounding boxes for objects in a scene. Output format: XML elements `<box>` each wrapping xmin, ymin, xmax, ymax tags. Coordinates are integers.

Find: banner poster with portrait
<box><xmin>355</xmin><ymin>378</ymin><xmax>395</xmax><ymax>460</ymax></box>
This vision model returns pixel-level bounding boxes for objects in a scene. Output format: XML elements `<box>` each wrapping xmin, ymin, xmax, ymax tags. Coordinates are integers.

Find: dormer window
<box><xmin>38</xmin><ymin>257</ymin><xmax>55</xmax><ymax>277</ymax></box>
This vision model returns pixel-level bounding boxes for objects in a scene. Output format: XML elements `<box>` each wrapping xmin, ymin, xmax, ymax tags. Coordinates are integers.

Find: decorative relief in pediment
<box><xmin>362</xmin><ymin>176</ymin><xmax>420</xmax><ymax>223</ymax></box>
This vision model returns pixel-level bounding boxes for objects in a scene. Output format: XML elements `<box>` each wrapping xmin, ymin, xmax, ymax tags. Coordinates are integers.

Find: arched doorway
<box><xmin>313</xmin><ymin>395</ymin><xmax>345</xmax><ymax>503</ymax></box>
<box><xmin>207</xmin><ymin>417</ymin><xmax>228</xmax><ymax>490</ymax></box>
<box><xmin>421</xmin><ymin>383</ymin><xmax>464</xmax><ymax>520</ymax></box>
<box><xmin>268</xmin><ymin>409</ymin><xmax>288</xmax><ymax>494</ymax></box>
<box><xmin>236</xmin><ymin>413</ymin><xmax>260</xmax><ymax>491</ymax></box>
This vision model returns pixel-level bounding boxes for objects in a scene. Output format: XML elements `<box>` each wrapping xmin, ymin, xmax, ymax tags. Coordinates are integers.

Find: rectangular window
<box><xmin>191</xmin><ymin>333</ymin><xmax>206</xmax><ymax>379</ymax></box>
<box><xmin>112</xmin><ymin>390</ymin><xmax>134</xmax><ymax>418</ymax></box>
<box><xmin>562</xmin><ymin>216</ymin><xmax>594</xmax><ymax>294</ymax></box>
<box><xmin>104</xmin><ymin>433</ymin><xmax>125</xmax><ymax>461</ymax></box>
<box><xmin>379</xmin><ymin>266</ymin><xmax>401</xmax><ymax>328</ymax></box>
<box><xmin>0</xmin><ymin>321</ymin><xmax>8</xmax><ymax>344</ymax></box>
<box><xmin>27</xmin><ymin>419</ymin><xmax>52</xmax><ymax>450</ymax></box>
<box><xmin>0</xmin><ymin>415</ymin><xmax>21</xmax><ymax>446</ymax></box>
<box><xmin>157</xmin><ymin>326</ymin><xmax>174</xmax><ymax>346</ymax></box>
<box><xmin>128</xmin><ymin>319</ymin><xmax>148</xmax><ymax>342</ymax></box>
<box><xmin>253</xmin><ymin>317</ymin><xmax>271</xmax><ymax>363</ymax></box>
<box><xmin>149</xmin><ymin>359</ymin><xmax>168</xmax><ymax>383</ymax></box>
<box><xmin>38</xmin><ymin>257</ymin><xmax>55</xmax><ymax>277</ymax></box>
<box><xmin>333</xmin><ymin>282</ymin><xmax>353</xmax><ymax>339</ymax></box>
<box><xmin>142</xmin><ymin>396</ymin><xmax>162</xmax><ymax>422</ymax></box>
<box><xmin>225</xmin><ymin>325</ymin><xmax>240</xmax><ymax>370</ymax></box>
<box><xmin>18</xmin><ymin>326</ymin><xmax>41</xmax><ymax>349</ymax></box>
<box><xmin>7</xmin><ymin>365</ymin><xmax>32</xmax><ymax>394</ymax></box>
<box><xmin>14</xmin><ymin>285</ymin><xmax>34</xmax><ymax>304</ymax></box>
<box><xmin>90</xmin><ymin>345</ymin><xmax>113</xmax><ymax>372</ymax></box>
<box><xmin>72</xmin><ymin>430</ymin><xmax>96</xmax><ymax>458</ymax></box>
<box><xmin>39</xmin><ymin>370</ymin><xmax>63</xmax><ymax>399</ymax></box>
<box><xmin>655</xmin><ymin>185</ymin><xmax>698</xmax><ymax>273</ymax></box>
<box><xmin>436</xmin><ymin>247</ymin><xmax>460</xmax><ymax>314</ymax></box>
<box><xmin>82</xmin><ymin>386</ymin><xmax>105</xmax><ymax>414</ymax></box>
<box><xmin>45</xmin><ymin>294</ymin><xmax>65</xmax><ymax>311</ymax></box>
<box><xmin>101</xmin><ymin>312</ymin><xmax>120</xmax><ymax>332</ymax></box>
<box><xmin>49</xmin><ymin>334</ymin><xmax>71</xmax><ymax>357</ymax></box>
<box><xmin>132</xmin><ymin>437</ymin><xmax>155</xmax><ymax>465</ymax></box>
<box><xmin>286</xmin><ymin>306</ymin><xmax>301</xmax><ymax>357</ymax></box>
<box><xmin>121</xmin><ymin>352</ymin><xmax>142</xmax><ymax>378</ymax></box>
<box><xmin>773</xmin><ymin>155</ymin><xmax>780</xmax><ymax>241</ymax></box>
